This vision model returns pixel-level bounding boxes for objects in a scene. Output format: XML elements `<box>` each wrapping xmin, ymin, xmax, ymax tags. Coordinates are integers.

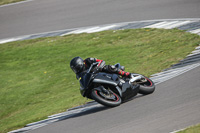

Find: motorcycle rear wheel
<box><xmin>138</xmin><ymin>77</ymin><xmax>155</xmax><ymax>95</ymax></box>
<box><xmin>91</xmin><ymin>86</ymin><xmax>122</xmax><ymax>107</ymax></box>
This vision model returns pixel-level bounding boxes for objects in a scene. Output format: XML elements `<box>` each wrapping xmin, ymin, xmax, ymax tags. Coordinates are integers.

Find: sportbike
<box><xmin>79</xmin><ymin>62</ymin><xmax>155</xmax><ymax>107</ymax></box>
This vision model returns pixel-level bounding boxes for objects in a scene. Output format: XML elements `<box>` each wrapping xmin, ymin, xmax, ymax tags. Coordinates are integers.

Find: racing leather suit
<box><xmin>83</xmin><ymin>58</ymin><xmax>131</xmax><ymax>78</ymax></box>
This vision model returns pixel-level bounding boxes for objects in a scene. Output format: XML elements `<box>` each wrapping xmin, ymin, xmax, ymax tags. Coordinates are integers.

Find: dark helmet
<box><xmin>70</xmin><ymin>57</ymin><xmax>85</xmax><ymax>74</ymax></box>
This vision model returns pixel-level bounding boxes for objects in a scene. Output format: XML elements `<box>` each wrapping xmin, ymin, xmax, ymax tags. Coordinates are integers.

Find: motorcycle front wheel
<box><xmin>138</xmin><ymin>77</ymin><xmax>155</xmax><ymax>95</ymax></box>
<box><xmin>91</xmin><ymin>86</ymin><xmax>122</xmax><ymax>107</ymax></box>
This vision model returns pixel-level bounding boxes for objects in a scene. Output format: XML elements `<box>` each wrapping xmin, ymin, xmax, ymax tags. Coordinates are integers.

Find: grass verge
<box><xmin>177</xmin><ymin>124</ymin><xmax>200</xmax><ymax>133</ymax></box>
<box><xmin>0</xmin><ymin>0</ymin><xmax>25</xmax><ymax>6</ymax></box>
<box><xmin>0</xmin><ymin>28</ymin><xmax>200</xmax><ymax>133</ymax></box>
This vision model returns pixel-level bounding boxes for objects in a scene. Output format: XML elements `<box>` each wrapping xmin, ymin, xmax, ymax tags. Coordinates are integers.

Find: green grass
<box><xmin>178</xmin><ymin>124</ymin><xmax>200</xmax><ymax>133</ymax></box>
<box><xmin>0</xmin><ymin>0</ymin><xmax>24</xmax><ymax>6</ymax></box>
<box><xmin>0</xmin><ymin>29</ymin><xmax>200</xmax><ymax>133</ymax></box>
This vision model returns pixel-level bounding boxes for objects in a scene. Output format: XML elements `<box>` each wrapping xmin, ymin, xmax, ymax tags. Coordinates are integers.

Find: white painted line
<box><xmin>26</xmin><ymin>103</ymin><xmax>102</xmax><ymax>128</ymax></box>
<box><xmin>195</xmin><ymin>45</ymin><xmax>200</xmax><ymax>50</ymax></box>
<box><xmin>0</xmin><ymin>0</ymin><xmax>33</xmax><ymax>8</ymax></box>
<box><xmin>170</xmin><ymin>128</ymin><xmax>187</xmax><ymax>133</ymax></box>
<box><xmin>151</xmin><ymin>65</ymin><xmax>192</xmax><ymax>77</ymax></box>
<box><xmin>61</xmin><ymin>24</ymin><xmax>120</xmax><ymax>36</ymax></box>
<box><xmin>73</xmin><ymin>27</ymin><xmax>100</xmax><ymax>34</ymax></box>
<box><xmin>151</xmin><ymin>63</ymin><xmax>200</xmax><ymax>85</ymax></box>
<box><xmin>192</xmin><ymin>49</ymin><xmax>200</xmax><ymax>54</ymax></box>
<box><xmin>190</xmin><ymin>29</ymin><xmax>200</xmax><ymax>34</ymax></box>
<box><xmin>187</xmin><ymin>53</ymin><xmax>200</xmax><ymax>57</ymax></box>
<box><xmin>144</xmin><ymin>21</ymin><xmax>193</xmax><ymax>29</ymax></box>
<box><xmin>152</xmin><ymin>73</ymin><xmax>182</xmax><ymax>82</ymax></box>
<box><xmin>144</xmin><ymin>21</ymin><xmax>168</xmax><ymax>28</ymax></box>
<box><xmin>87</xmin><ymin>25</ymin><xmax>117</xmax><ymax>33</ymax></box>
<box><xmin>8</xmin><ymin>122</ymin><xmax>48</xmax><ymax>133</ymax></box>
<box><xmin>151</xmin><ymin>71</ymin><xmax>182</xmax><ymax>79</ymax></box>
<box><xmin>164</xmin><ymin>21</ymin><xmax>192</xmax><ymax>29</ymax></box>
<box><xmin>156</xmin><ymin>21</ymin><xmax>180</xmax><ymax>28</ymax></box>
<box><xmin>60</xmin><ymin>27</ymin><xmax>100</xmax><ymax>36</ymax></box>
<box><xmin>49</xmin><ymin>104</ymin><xmax>102</xmax><ymax>119</ymax></box>
<box><xmin>0</xmin><ymin>37</ymin><xmax>22</xmax><ymax>44</ymax></box>
<box><xmin>13</xmin><ymin>103</ymin><xmax>103</xmax><ymax>133</ymax></box>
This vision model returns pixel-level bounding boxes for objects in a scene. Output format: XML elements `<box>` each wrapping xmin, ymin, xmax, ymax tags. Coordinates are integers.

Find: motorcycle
<box><xmin>78</xmin><ymin>62</ymin><xmax>155</xmax><ymax>107</ymax></box>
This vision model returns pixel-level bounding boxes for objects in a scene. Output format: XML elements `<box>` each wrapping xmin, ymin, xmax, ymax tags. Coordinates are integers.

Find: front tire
<box><xmin>91</xmin><ymin>86</ymin><xmax>122</xmax><ymax>107</ymax></box>
<box><xmin>138</xmin><ymin>77</ymin><xmax>155</xmax><ymax>95</ymax></box>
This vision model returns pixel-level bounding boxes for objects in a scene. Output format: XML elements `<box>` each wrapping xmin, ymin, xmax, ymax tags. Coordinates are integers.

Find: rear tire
<box><xmin>138</xmin><ymin>77</ymin><xmax>155</xmax><ymax>95</ymax></box>
<box><xmin>91</xmin><ymin>86</ymin><xmax>122</xmax><ymax>107</ymax></box>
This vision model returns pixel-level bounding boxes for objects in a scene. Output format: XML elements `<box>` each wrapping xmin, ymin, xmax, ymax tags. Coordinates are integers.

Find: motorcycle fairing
<box><xmin>121</xmin><ymin>82</ymin><xmax>139</xmax><ymax>100</ymax></box>
<box><xmin>93</xmin><ymin>73</ymin><xmax>120</xmax><ymax>86</ymax></box>
<box><xmin>92</xmin><ymin>73</ymin><xmax>123</xmax><ymax>97</ymax></box>
<box><xmin>80</xmin><ymin>73</ymin><xmax>92</xmax><ymax>88</ymax></box>
<box><xmin>79</xmin><ymin>72</ymin><xmax>120</xmax><ymax>97</ymax></box>
<box><xmin>79</xmin><ymin>72</ymin><xmax>93</xmax><ymax>97</ymax></box>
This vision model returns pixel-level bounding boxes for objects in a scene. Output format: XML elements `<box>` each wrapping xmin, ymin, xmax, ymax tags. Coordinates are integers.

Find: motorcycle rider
<box><xmin>70</xmin><ymin>57</ymin><xmax>132</xmax><ymax>79</ymax></box>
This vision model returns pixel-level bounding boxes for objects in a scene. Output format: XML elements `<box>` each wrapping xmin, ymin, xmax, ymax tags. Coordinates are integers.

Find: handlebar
<box><xmin>87</xmin><ymin>62</ymin><xmax>100</xmax><ymax>73</ymax></box>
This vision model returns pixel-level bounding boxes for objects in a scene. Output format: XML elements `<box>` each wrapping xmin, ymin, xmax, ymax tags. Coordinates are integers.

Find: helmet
<box><xmin>70</xmin><ymin>57</ymin><xmax>85</xmax><ymax>74</ymax></box>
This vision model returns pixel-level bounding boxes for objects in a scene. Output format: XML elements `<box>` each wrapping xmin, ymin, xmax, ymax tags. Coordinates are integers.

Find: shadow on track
<box><xmin>53</xmin><ymin>94</ymin><xmax>145</xmax><ymax>122</ymax></box>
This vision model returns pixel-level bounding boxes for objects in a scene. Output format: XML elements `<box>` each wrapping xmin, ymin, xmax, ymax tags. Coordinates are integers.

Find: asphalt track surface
<box><xmin>0</xmin><ymin>0</ymin><xmax>200</xmax><ymax>39</ymax></box>
<box><xmin>29</xmin><ymin>66</ymin><xmax>200</xmax><ymax>133</ymax></box>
